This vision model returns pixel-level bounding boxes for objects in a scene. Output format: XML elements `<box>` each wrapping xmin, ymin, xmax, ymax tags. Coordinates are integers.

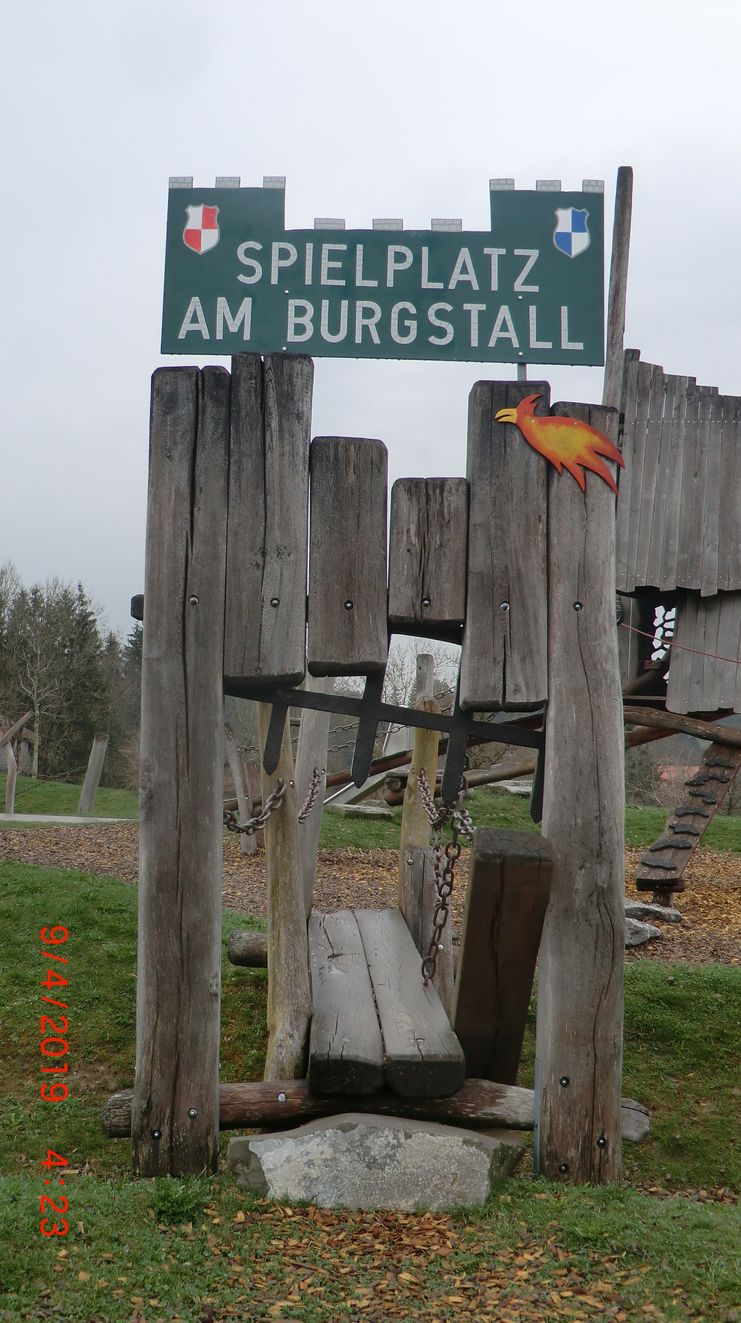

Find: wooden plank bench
<box><xmin>308</xmin><ymin>906</ymin><xmax>465</xmax><ymax>1099</ymax></box>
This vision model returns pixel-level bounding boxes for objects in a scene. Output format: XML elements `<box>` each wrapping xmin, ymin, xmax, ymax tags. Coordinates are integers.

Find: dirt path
<box><xmin>2</xmin><ymin>820</ymin><xmax>739</xmax><ymax>963</ymax></box>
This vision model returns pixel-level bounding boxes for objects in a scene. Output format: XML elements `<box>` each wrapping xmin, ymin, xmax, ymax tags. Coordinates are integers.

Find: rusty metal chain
<box><xmin>418</xmin><ymin>768</ymin><xmax>473</xmax><ymax>986</ymax></box>
<box><xmin>224</xmin><ymin>778</ymin><xmax>286</xmax><ymax>837</ymax></box>
<box><xmin>298</xmin><ymin>767</ymin><xmax>324</xmax><ymax>823</ymax></box>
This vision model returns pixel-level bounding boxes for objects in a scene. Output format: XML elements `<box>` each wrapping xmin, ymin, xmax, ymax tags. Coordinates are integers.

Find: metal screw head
<box><xmin>151</xmin><ymin>1130</ymin><xmax>161</xmax><ymax>1140</ymax></box>
<box><xmin>558</xmin><ymin>1162</ymin><xmax>569</xmax><ymax>1173</ymax></box>
<box><xmin>421</xmin><ymin>596</ymin><xmax>432</xmax><ymax>607</ymax></box>
<box><xmin>559</xmin><ymin>1076</ymin><xmax>570</xmax><ymax>1088</ymax></box>
<box><xmin>500</xmin><ymin>601</ymin><xmax>510</xmax><ymax>612</ymax></box>
<box><xmin>270</xmin><ymin>597</ymin><xmax>280</xmax><ymax>607</ymax></box>
<box><xmin>189</xmin><ymin>595</ymin><xmax>199</xmax><ymax>606</ymax></box>
<box><xmin>187</xmin><ymin>1107</ymin><xmax>198</xmax><ymax>1119</ymax></box>
<box><xmin>277</xmin><ymin>1092</ymin><xmax>287</xmax><ymax>1104</ymax></box>
<box><xmin>573</xmin><ymin>601</ymin><xmax>583</xmax><ymax>611</ymax></box>
<box><xmin>343</xmin><ymin>599</ymin><xmax>353</xmax><ymax>610</ymax></box>
<box><xmin>597</xmin><ymin>1135</ymin><xmax>608</xmax><ymax>1149</ymax></box>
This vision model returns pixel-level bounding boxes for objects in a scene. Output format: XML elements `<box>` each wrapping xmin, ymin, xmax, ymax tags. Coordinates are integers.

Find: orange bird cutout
<box><xmin>495</xmin><ymin>394</ymin><xmax>625</xmax><ymax>494</ymax></box>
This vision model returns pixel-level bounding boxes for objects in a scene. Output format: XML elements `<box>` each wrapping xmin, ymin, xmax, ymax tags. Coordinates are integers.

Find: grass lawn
<box><xmin>0</xmin><ymin>774</ymin><xmax>139</xmax><ymax>819</ymax></box>
<box><xmin>0</xmin><ymin>860</ymin><xmax>739</xmax><ymax>1321</ymax></box>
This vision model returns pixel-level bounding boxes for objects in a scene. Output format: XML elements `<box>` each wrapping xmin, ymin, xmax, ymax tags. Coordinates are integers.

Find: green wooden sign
<box><xmin>161</xmin><ymin>180</ymin><xmax>604</xmax><ymax>365</ymax></box>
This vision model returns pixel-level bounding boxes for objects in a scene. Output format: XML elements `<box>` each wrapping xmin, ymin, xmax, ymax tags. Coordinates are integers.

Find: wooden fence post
<box><xmin>398</xmin><ymin>655</ymin><xmax>440</xmax><ymax>900</ymax></box>
<box><xmin>257</xmin><ymin>702</ymin><xmax>312</xmax><ymax>1081</ymax></box>
<box><xmin>78</xmin><ymin>733</ymin><xmax>109</xmax><ymax>815</ymax></box>
<box><xmin>225</xmin><ymin>723</ymin><xmax>256</xmax><ymax>855</ymax></box>
<box><xmin>4</xmin><ymin>741</ymin><xmax>17</xmax><ymax>814</ymax></box>
<box><xmin>535</xmin><ymin>402</ymin><xmax>625</xmax><ymax>1184</ymax></box>
<box><xmin>132</xmin><ymin>366</ymin><xmax>229</xmax><ymax>1177</ymax></box>
<box><xmin>400</xmin><ymin>846</ymin><xmax>455</xmax><ymax>1017</ymax></box>
<box><xmin>295</xmin><ymin>676</ymin><xmax>335</xmax><ymax>915</ymax></box>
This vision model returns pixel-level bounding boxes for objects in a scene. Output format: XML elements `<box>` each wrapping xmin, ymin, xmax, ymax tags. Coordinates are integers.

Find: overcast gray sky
<box><xmin>3</xmin><ymin>0</ymin><xmax>740</xmax><ymax>635</ymax></box>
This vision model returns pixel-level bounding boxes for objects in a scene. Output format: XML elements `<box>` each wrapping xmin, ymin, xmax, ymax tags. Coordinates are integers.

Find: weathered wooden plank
<box><xmin>354</xmin><ymin>907</ymin><xmax>465</xmax><ymax>1097</ymax></box>
<box><xmin>398</xmin><ymin>656</ymin><xmax>441</xmax><ymax>907</ymax></box>
<box><xmin>676</xmin><ymin>385</ymin><xmax>711</xmax><ymax>590</ymax></box>
<box><xmin>658</xmin><ymin>376</ymin><xmax>692</xmax><ymax>591</ymax></box>
<box><xmin>388</xmin><ymin>478</ymin><xmax>468</xmax><ymax>634</ymax></box>
<box><xmin>133</xmin><ymin>366</ymin><xmax>229</xmax><ymax>1177</ymax></box>
<box><xmin>308</xmin><ymin>909</ymin><xmax>384</xmax><ymax>1096</ymax></box>
<box><xmin>105</xmin><ymin>1081</ymin><xmax>650</xmax><ymax>1142</ymax></box>
<box><xmin>4</xmin><ymin>739</ymin><xmax>17</xmax><ymax>813</ymax></box>
<box><xmin>624</xmin><ymin>359</ymin><xmax>658</xmax><ymax>591</ymax></box>
<box><xmin>667</xmin><ymin>593</ymin><xmax>741</xmax><ymax>716</ymax></box>
<box><xmin>308</xmin><ymin>438</ymin><xmax>388</xmax><ymax>676</ymax></box>
<box><xmin>256</xmin><ymin>702</ymin><xmax>312</xmax><ymax>1081</ymax></box>
<box><xmin>224</xmin><ymin>353</ymin><xmax>313</xmax><ymax>686</ymax></box>
<box><xmin>716</xmin><ymin>591</ymin><xmax>741</xmax><ymax>712</ymax></box>
<box><xmin>602</xmin><ymin>168</ymin><xmax>633</xmax><ymax>414</ymax></box>
<box><xmin>623</xmin><ymin>704</ymin><xmax>741</xmax><ymax>746</ymax></box>
<box><xmin>700</xmin><ymin>393</ymin><xmax>724</xmax><ymax>597</ymax></box>
<box><xmin>718</xmin><ymin>396</ymin><xmax>741</xmax><ymax>592</ymax></box>
<box><xmin>453</xmin><ymin>829</ymin><xmax>552</xmax><ymax>1086</ymax></box>
<box><xmin>634</xmin><ymin>365</ymin><xmax>667</xmax><ymax>587</ymax></box>
<box><xmin>227</xmin><ymin>929</ymin><xmax>268</xmax><ymax>966</ymax></box>
<box><xmin>645</xmin><ymin>374</ymin><xmax>678</xmax><ymax>589</ymax></box>
<box><xmin>77</xmin><ymin>733</ymin><xmax>109</xmax><ymax>815</ymax></box>
<box><xmin>536</xmin><ymin>401</ymin><xmax>625</xmax><ymax>1184</ymax></box>
<box><xmin>459</xmin><ymin>381</ymin><xmax>549</xmax><ymax>710</ymax></box>
<box><xmin>615</xmin><ymin>351</ymin><xmax>641</xmax><ymax>593</ymax></box>
<box><xmin>400</xmin><ymin>847</ymin><xmax>455</xmax><ymax>1018</ymax></box>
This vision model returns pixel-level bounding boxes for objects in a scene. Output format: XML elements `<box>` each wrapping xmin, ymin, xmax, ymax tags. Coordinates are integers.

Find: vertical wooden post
<box><xmin>400</xmin><ymin>846</ymin><xmax>455</xmax><ymax>1017</ymax></box>
<box><xmin>78</xmin><ymin>732</ymin><xmax>109</xmax><ymax>815</ymax></box>
<box><xmin>398</xmin><ymin>655</ymin><xmax>440</xmax><ymax>901</ymax></box>
<box><xmin>225</xmin><ymin>723</ymin><xmax>256</xmax><ymax>855</ymax></box>
<box><xmin>602</xmin><ymin>166</ymin><xmax>633</xmax><ymax>413</ymax></box>
<box><xmin>295</xmin><ymin>676</ymin><xmax>335</xmax><ymax>916</ymax></box>
<box><xmin>132</xmin><ymin>366</ymin><xmax>229</xmax><ymax>1177</ymax></box>
<box><xmin>4</xmin><ymin>741</ymin><xmax>17</xmax><ymax>814</ymax></box>
<box><xmin>257</xmin><ymin>702</ymin><xmax>312</xmax><ymax>1080</ymax></box>
<box><xmin>535</xmin><ymin>403</ymin><xmax>625</xmax><ymax>1184</ymax></box>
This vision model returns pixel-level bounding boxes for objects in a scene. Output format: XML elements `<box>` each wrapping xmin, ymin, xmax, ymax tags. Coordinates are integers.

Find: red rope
<box><xmin>619</xmin><ymin>620</ymin><xmax>741</xmax><ymax>667</ymax></box>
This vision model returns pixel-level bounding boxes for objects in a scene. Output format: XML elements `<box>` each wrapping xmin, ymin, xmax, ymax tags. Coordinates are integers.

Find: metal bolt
<box><xmin>406</xmin><ymin>856</ymin><xmax>414</xmax><ymax>865</ymax></box>
<box><xmin>270</xmin><ymin>597</ymin><xmax>280</xmax><ymax>607</ymax></box>
<box><xmin>500</xmin><ymin>601</ymin><xmax>510</xmax><ymax>612</ymax></box>
<box><xmin>558</xmin><ymin>1162</ymin><xmax>569</xmax><ymax>1174</ymax></box>
<box><xmin>277</xmin><ymin>1092</ymin><xmax>287</xmax><ymax>1103</ymax></box>
<box><xmin>573</xmin><ymin>601</ymin><xmax>583</xmax><ymax>611</ymax></box>
<box><xmin>189</xmin><ymin>595</ymin><xmax>199</xmax><ymax>606</ymax></box>
<box><xmin>187</xmin><ymin>1107</ymin><xmax>198</xmax><ymax>1119</ymax></box>
<box><xmin>559</xmin><ymin>1076</ymin><xmax>570</xmax><ymax>1088</ymax></box>
<box><xmin>421</xmin><ymin>596</ymin><xmax>432</xmax><ymax>607</ymax></box>
<box><xmin>151</xmin><ymin>1130</ymin><xmax>161</xmax><ymax>1140</ymax></box>
<box><xmin>344</xmin><ymin>599</ymin><xmax>353</xmax><ymax>610</ymax></box>
<box><xmin>438</xmin><ymin>943</ymin><xmax>445</xmax><ymax>951</ymax></box>
<box><xmin>597</xmin><ymin>1135</ymin><xmax>608</xmax><ymax>1149</ymax></box>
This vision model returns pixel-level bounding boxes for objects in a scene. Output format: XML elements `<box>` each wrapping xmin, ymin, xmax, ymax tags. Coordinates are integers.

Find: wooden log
<box><xmin>536</xmin><ymin>401</ymin><xmax>625</xmax><ymax>1185</ymax></box>
<box><xmin>295</xmin><ymin>676</ymin><xmax>334</xmax><ymax>915</ymax></box>
<box><xmin>388</xmin><ymin>478</ymin><xmax>468</xmax><ymax>634</ymax></box>
<box><xmin>227</xmin><ymin>929</ymin><xmax>268</xmax><ymax>967</ymax></box>
<box><xmin>4</xmin><ymin>740</ymin><xmax>17</xmax><ymax>814</ymax></box>
<box><xmin>0</xmin><ymin>710</ymin><xmax>33</xmax><ymax>751</ymax></box>
<box><xmin>624</xmin><ymin>705</ymin><xmax>741</xmax><ymax>747</ymax></box>
<box><xmin>103</xmin><ymin>1080</ymin><xmax>650</xmax><ymax>1143</ymax></box>
<box><xmin>224</xmin><ymin>353</ymin><xmax>313</xmax><ymax>687</ymax></box>
<box><xmin>459</xmin><ymin>380</ymin><xmax>549</xmax><ymax>710</ymax></box>
<box><xmin>308</xmin><ymin>909</ymin><xmax>384</xmax><ymax>1096</ymax></box>
<box><xmin>225</xmin><ymin>723</ymin><xmax>256</xmax><ymax>856</ymax></box>
<box><xmin>256</xmin><ymin>702</ymin><xmax>312</xmax><ymax>1081</ymax></box>
<box><xmin>398</xmin><ymin>655</ymin><xmax>441</xmax><ymax>900</ymax></box>
<box><xmin>400</xmin><ymin>847</ymin><xmax>455</xmax><ymax>1018</ymax></box>
<box><xmin>308</xmin><ymin>437</ymin><xmax>388</xmax><ymax>677</ymax></box>
<box><xmin>77</xmin><ymin>733</ymin><xmax>109</xmax><ymax>815</ymax></box>
<box><xmin>602</xmin><ymin>166</ymin><xmax>633</xmax><ymax>415</ymax></box>
<box><xmin>354</xmin><ymin>907</ymin><xmax>465</xmax><ymax>1097</ymax></box>
<box><xmin>133</xmin><ymin>366</ymin><xmax>229</xmax><ymax>1177</ymax></box>
<box><xmin>453</xmin><ymin>829</ymin><xmax>552</xmax><ymax>1086</ymax></box>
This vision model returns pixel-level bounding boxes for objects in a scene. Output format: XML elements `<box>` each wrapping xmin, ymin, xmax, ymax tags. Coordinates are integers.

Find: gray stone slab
<box><xmin>228</xmin><ymin>1112</ymin><xmax>523</xmax><ymax>1210</ymax></box>
<box><xmin>625</xmin><ymin>900</ymin><xmax>682</xmax><ymax>924</ymax></box>
<box><xmin>625</xmin><ymin>917</ymin><xmax>663</xmax><ymax>948</ymax></box>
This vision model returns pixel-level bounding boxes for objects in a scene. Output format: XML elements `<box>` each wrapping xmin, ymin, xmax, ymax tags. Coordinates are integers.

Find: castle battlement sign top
<box><xmin>161</xmin><ymin>177</ymin><xmax>604</xmax><ymax>365</ymax></box>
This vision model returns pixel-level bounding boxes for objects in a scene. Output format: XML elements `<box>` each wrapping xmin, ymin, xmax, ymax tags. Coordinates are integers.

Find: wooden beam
<box><xmin>224</xmin><ymin>723</ymin><xmax>256</xmax><ymax>856</ymax></box>
<box><xmin>226</xmin><ymin>930</ymin><xmax>268</xmax><ymax>967</ymax></box>
<box><xmin>536</xmin><ymin>402</ymin><xmax>625</xmax><ymax>1184</ymax></box>
<box><xmin>453</xmin><ymin>829</ymin><xmax>552</xmax><ymax>1086</ymax></box>
<box><xmin>623</xmin><ymin>705</ymin><xmax>741</xmax><ymax>748</ymax></box>
<box><xmin>398</xmin><ymin>655</ymin><xmax>441</xmax><ymax>901</ymax></box>
<box><xmin>4</xmin><ymin>741</ymin><xmax>17</xmax><ymax>814</ymax></box>
<box><xmin>308</xmin><ymin>910</ymin><xmax>384</xmax><ymax>1096</ymax></box>
<box><xmin>103</xmin><ymin>1080</ymin><xmax>650</xmax><ymax>1143</ymax></box>
<box><xmin>0</xmin><ymin>710</ymin><xmax>33</xmax><ymax>751</ymax></box>
<box><xmin>602</xmin><ymin>166</ymin><xmax>633</xmax><ymax>413</ymax></box>
<box><xmin>295</xmin><ymin>676</ymin><xmax>335</xmax><ymax>914</ymax></box>
<box><xmin>400</xmin><ymin>847</ymin><xmax>455</xmax><ymax>1018</ymax></box>
<box><xmin>132</xmin><ymin>366</ymin><xmax>229</xmax><ymax>1177</ymax></box>
<box><xmin>77</xmin><ymin>733</ymin><xmax>109</xmax><ymax>815</ymax></box>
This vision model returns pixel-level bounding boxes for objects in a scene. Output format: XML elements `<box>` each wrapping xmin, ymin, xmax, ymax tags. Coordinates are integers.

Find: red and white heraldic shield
<box><xmin>183</xmin><ymin>204</ymin><xmax>220</xmax><ymax>254</ymax></box>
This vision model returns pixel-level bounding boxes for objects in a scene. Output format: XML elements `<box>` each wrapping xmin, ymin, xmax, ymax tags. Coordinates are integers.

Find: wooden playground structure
<box><xmin>103</xmin><ymin>166</ymin><xmax>741</xmax><ymax>1191</ymax></box>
